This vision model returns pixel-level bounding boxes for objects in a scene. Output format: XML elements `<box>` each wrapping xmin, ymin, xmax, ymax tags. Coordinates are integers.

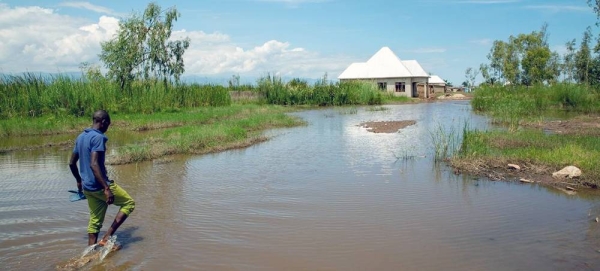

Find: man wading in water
<box><xmin>69</xmin><ymin>110</ymin><xmax>135</xmax><ymax>248</ymax></box>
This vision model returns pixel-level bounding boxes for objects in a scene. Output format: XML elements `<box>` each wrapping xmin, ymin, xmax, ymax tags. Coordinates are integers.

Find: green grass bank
<box><xmin>454</xmin><ymin>84</ymin><xmax>600</xmax><ymax>188</ymax></box>
<box><xmin>471</xmin><ymin>84</ymin><xmax>600</xmax><ymax>129</ymax></box>
<box><xmin>0</xmin><ymin>104</ymin><xmax>305</xmax><ymax>163</ymax></box>
<box><xmin>0</xmin><ymin>73</ymin><xmax>416</xmax><ymax>163</ymax></box>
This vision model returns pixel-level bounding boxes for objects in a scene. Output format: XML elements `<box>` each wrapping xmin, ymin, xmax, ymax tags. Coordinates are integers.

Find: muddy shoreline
<box><xmin>451</xmin><ymin>115</ymin><xmax>600</xmax><ymax>191</ymax></box>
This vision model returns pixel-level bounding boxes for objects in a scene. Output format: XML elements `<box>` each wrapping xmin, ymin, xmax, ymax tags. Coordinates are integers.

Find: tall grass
<box><xmin>471</xmin><ymin>84</ymin><xmax>599</xmax><ymax>128</ymax></box>
<box><xmin>457</xmin><ymin>128</ymin><xmax>600</xmax><ymax>184</ymax></box>
<box><xmin>1</xmin><ymin>72</ymin><xmax>413</xmax><ymax>120</ymax></box>
<box><xmin>429</xmin><ymin>121</ymin><xmax>469</xmax><ymax>162</ymax></box>
<box><xmin>257</xmin><ymin>74</ymin><xmax>383</xmax><ymax>106</ymax></box>
<box><xmin>111</xmin><ymin>104</ymin><xmax>305</xmax><ymax>164</ymax></box>
<box><xmin>0</xmin><ymin>73</ymin><xmax>231</xmax><ymax>119</ymax></box>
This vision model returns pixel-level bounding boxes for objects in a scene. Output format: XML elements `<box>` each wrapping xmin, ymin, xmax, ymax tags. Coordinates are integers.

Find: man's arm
<box><xmin>69</xmin><ymin>152</ymin><xmax>82</xmax><ymax>192</ymax></box>
<box><xmin>91</xmin><ymin>151</ymin><xmax>114</xmax><ymax>204</ymax></box>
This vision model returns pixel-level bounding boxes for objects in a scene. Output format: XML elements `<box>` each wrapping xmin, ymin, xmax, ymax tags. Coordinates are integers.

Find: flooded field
<box><xmin>1</xmin><ymin>101</ymin><xmax>600</xmax><ymax>270</ymax></box>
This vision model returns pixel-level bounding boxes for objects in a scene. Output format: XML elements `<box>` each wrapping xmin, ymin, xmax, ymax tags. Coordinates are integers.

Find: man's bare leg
<box><xmin>88</xmin><ymin>233</ymin><xmax>99</xmax><ymax>246</ymax></box>
<box><xmin>99</xmin><ymin>211</ymin><xmax>128</xmax><ymax>243</ymax></box>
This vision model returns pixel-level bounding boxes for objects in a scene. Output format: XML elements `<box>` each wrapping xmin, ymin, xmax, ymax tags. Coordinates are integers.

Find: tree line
<box><xmin>469</xmin><ymin>1</ymin><xmax>600</xmax><ymax>89</ymax></box>
<box><xmin>92</xmin><ymin>2</ymin><xmax>190</xmax><ymax>91</ymax></box>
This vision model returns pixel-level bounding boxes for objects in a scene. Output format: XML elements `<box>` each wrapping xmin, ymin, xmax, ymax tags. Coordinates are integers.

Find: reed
<box><xmin>1</xmin><ymin>72</ymin><xmax>416</xmax><ymax>121</ymax></box>
<box><xmin>429</xmin><ymin>121</ymin><xmax>469</xmax><ymax>163</ymax></box>
<box><xmin>381</xmin><ymin>93</ymin><xmax>412</xmax><ymax>103</ymax></box>
<box><xmin>0</xmin><ymin>73</ymin><xmax>231</xmax><ymax>119</ymax></box>
<box><xmin>366</xmin><ymin>106</ymin><xmax>389</xmax><ymax>112</ymax></box>
<box><xmin>257</xmin><ymin>74</ymin><xmax>383</xmax><ymax>106</ymax></box>
<box><xmin>337</xmin><ymin>107</ymin><xmax>358</xmax><ymax>115</ymax></box>
<box><xmin>471</xmin><ymin>84</ymin><xmax>599</xmax><ymax>128</ymax></box>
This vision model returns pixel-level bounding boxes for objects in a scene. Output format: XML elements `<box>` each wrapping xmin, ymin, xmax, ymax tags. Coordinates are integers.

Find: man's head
<box><xmin>92</xmin><ymin>110</ymin><xmax>111</xmax><ymax>133</ymax></box>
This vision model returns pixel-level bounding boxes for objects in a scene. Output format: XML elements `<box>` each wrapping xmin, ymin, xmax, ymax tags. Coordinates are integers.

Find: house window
<box><xmin>378</xmin><ymin>82</ymin><xmax>387</xmax><ymax>91</ymax></box>
<box><xmin>395</xmin><ymin>82</ymin><xmax>406</xmax><ymax>92</ymax></box>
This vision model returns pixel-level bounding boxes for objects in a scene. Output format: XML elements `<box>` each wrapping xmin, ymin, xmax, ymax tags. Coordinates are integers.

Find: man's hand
<box><xmin>77</xmin><ymin>182</ymin><xmax>83</xmax><ymax>193</ymax></box>
<box><xmin>104</xmin><ymin>188</ymin><xmax>114</xmax><ymax>205</ymax></box>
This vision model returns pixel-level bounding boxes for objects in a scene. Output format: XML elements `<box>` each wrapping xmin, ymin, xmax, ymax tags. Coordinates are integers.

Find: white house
<box><xmin>428</xmin><ymin>75</ymin><xmax>446</xmax><ymax>86</ymax></box>
<box><xmin>417</xmin><ymin>75</ymin><xmax>447</xmax><ymax>94</ymax></box>
<box><xmin>338</xmin><ymin>47</ymin><xmax>430</xmax><ymax>98</ymax></box>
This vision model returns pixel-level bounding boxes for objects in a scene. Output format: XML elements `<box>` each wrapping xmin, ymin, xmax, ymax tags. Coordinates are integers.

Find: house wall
<box><xmin>341</xmin><ymin>78</ymin><xmax>427</xmax><ymax>97</ymax></box>
<box><xmin>417</xmin><ymin>83</ymin><xmax>446</xmax><ymax>97</ymax></box>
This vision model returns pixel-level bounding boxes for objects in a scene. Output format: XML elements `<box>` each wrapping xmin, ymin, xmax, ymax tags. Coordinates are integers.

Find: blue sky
<box><xmin>0</xmin><ymin>0</ymin><xmax>596</xmax><ymax>85</ymax></box>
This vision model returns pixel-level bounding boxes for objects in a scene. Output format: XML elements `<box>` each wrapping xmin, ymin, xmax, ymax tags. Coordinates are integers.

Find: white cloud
<box><xmin>59</xmin><ymin>1</ymin><xmax>124</xmax><ymax>17</ymax></box>
<box><xmin>0</xmin><ymin>4</ymin><xmax>118</xmax><ymax>72</ymax></box>
<box><xmin>0</xmin><ymin>3</ymin><xmax>349</xmax><ymax>78</ymax></box>
<box><xmin>523</xmin><ymin>5</ymin><xmax>590</xmax><ymax>13</ymax></box>
<box><xmin>172</xmin><ymin>30</ymin><xmax>350</xmax><ymax>77</ymax></box>
<box><xmin>470</xmin><ymin>39</ymin><xmax>492</xmax><ymax>46</ymax></box>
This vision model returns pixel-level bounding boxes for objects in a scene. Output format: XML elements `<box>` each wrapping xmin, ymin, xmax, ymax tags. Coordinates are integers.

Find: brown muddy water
<box><xmin>2</xmin><ymin>101</ymin><xmax>600</xmax><ymax>270</ymax></box>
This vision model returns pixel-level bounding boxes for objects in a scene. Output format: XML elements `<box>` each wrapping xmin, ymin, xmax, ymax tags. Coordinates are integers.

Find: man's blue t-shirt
<box><xmin>73</xmin><ymin>128</ymin><xmax>108</xmax><ymax>192</ymax></box>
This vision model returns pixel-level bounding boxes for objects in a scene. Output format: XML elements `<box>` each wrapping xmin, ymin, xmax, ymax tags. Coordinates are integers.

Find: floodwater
<box><xmin>1</xmin><ymin>101</ymin><xmax>600</xmax><ymax>270</ymax></box>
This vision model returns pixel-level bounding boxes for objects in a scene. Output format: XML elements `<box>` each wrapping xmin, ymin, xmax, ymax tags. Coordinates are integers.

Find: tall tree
<box><xmin>563</xmin><ymin>39</ymin><xmax>577</xmax><ymax>82</ymax></box>
<box><xmin>465</xmin><ymin>67</ymin><xmax>480</xmax><ymax>90</ymax></box>
<box><xmin>574</xmin><ymin>27</ymin><xmax>592</xmax><ymax>85</ymax></box>
<box><xmin>487</xmin><ymin>39</ymin><xmax>519</xmax><ymax>85</ymax></box>
<box><xmin>586</xmin><ymin>1</ymin><xmax>600</xmax><ymax>88</ymax></box>
<box><xmin>479</xmin><ymin>63</ymin><xmax>495</xmax><ymax>85</ymax></box>
<box><xmin>99</xmin><ymin>2</ymin><xmax>190</xmax><ymax>90</ymax></box>
<box><xmin>484</xmin><ymin>24</ymin><xmax>560</xmax><ymax>86</ymax></box>
<box><xmin>588</xmin><ymin>0</ymin><xmax>600</xmax><ymax>25</ymax></box>
<box><xmin>517</xmin><ymin>23</ymin><xmax>555</xmax><ymax>85</ymax></box>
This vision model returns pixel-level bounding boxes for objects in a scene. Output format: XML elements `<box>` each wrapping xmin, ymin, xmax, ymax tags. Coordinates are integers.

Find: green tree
<box><xmin>484</xmin><ymin>24</ymin><xmax>560</xmax><ymax>86</ymax></box>
<box><xmin>479</xmin><ymin>63</ymin><xmax>497</xmax><ymax>85</ymax></box>
<box><xmin>588</xmin><ymin>0</ymin><xmax>600</xmax><ymax>25</ymax></box>
<box><xmin>516</xmin><ymin>24</ymin><xmax>555</xmax><ymax>85</ymax></box>
<box><xmin>465</xmin><ymin>67</ymin><xmax>479</xmax><ymax>90</ymax></box>
<box><xmin>584</xmin><ymin>1</ymin><xmax>600</xmax><ymax>88</ymax></box>
<box><xmin>228</xmin><ymin>74</ymin><xmax>241</xmax><ymax>89</ymax></box>
<box><xmin>547</xmin><ymin>51</ymin><xmax>562</xmax><ymax>84</ymax></box>
<box><xmin>99</xmin><ymin>2</ymin><xmax>190</xmax><ymax>90</ymax></box>
<box><xmin>574</xmin><ymin>27</ymin><xmax>592</xmax><ymax>85</ymax></box>
<box><xmin>487</xmin><ymin>39</ymin><xmax>517</xmax><ymax>84</ymax></box>
<box><xmin>563</xmin><ymin>39</ymin><xmax>577</xmax><ymax>82</ymax></box>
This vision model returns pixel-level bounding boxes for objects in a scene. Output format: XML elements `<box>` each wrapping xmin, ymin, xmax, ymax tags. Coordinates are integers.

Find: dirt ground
<box><xmin>360</xmin><ymin>120</ymin><xmax>416</xmax><ymax>133</ymax></box>
<box><xmin>523</xmin><ymin>115</ymin><xmax>600</xmax><ymax>136</ymax></box>
<box><xmin>451</xmin><ymin>158</ymin><xmax>575</xmax><ymax>186</ymax></box>
<box><xmin>451</xmin><ymin>115</ymin><xmax>600</xmax><ymax>190</ymax></box>
<box><xmin>435</xmin><ymin>93</ymin><xmax>470</xmax><ymax>100</ymax></box>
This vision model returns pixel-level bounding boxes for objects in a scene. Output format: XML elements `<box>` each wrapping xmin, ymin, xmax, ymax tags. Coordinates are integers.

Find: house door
<box><xmin>412</xmin><ymin>82</ymin><xmax>417</xmax><ymax>97</ymax></box>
